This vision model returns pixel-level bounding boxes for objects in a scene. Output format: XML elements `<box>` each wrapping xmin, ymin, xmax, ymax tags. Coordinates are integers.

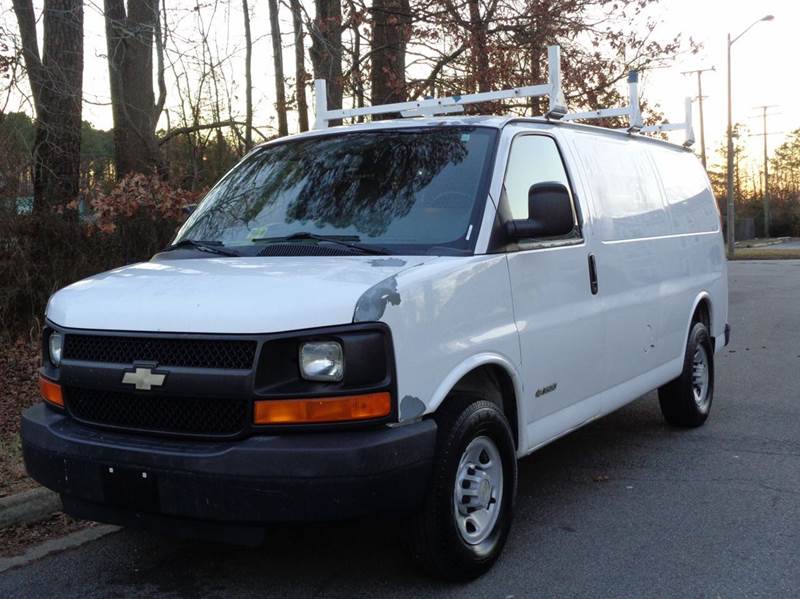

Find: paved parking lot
<box><xmin>2</xmin><ymin>260</ymin><xmax>799</xmax><ymax>598</ymax></box>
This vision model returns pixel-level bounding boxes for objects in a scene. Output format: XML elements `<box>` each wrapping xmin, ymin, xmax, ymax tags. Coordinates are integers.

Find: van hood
<box><xmin>46</xmin><ymin>255</ymin><xmax>434</xmax><ymax>334</ymax></box>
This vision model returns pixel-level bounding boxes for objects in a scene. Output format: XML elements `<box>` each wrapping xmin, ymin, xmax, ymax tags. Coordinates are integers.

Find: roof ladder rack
<box><xmin>312</xmin><ymin>45</ymin><xmax>695</xmax><ymax>147</ymax></box>
<box><xmin>313</xmin><ymin>45</ymin><xmax>567</xmax><ymax>129</ymax></box>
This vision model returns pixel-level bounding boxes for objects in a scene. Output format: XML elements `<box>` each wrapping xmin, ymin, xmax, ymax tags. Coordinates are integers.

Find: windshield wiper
<box><xmin>162</xmin><ymin>239</ymin><xmax>240</xmax><ymax>257</ymax></box>
<box><xmin>252</xmin><ymin>232</ymin><xmax>391</xmax><ymax>255</ymax></box>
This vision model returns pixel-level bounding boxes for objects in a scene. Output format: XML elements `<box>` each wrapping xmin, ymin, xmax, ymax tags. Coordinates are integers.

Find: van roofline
<box><xmin>255</xmin><ymin>115</ymin><xmax>693</xmax><ymax>153</ymax></box>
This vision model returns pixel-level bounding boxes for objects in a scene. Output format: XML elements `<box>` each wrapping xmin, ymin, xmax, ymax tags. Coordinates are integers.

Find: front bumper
<box><xmin>22</xmin><ymin>404</ymin><xmax>436</xmax><ymax>543</ymax></box>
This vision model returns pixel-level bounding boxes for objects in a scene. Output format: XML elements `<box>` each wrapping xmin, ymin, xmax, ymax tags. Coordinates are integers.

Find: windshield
<box><xmin>174</xmin><ymin>127</ymin><xmax>497</xmax><ymax>255</ymax></box>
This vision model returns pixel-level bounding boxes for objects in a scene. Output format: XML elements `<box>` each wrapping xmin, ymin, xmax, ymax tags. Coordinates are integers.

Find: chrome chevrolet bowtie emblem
<box><xmin>122</xmin><ymin>367</ymin><xmax>166</xmax><ymax>391</ymax></box>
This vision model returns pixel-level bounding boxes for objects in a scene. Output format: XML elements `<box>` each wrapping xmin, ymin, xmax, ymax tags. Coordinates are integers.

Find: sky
<box><xmin>7</xmin><ymin>0</ymin><xmax>798</xmax><ymax>175</ymax></box>
<box><xmin>644</xmin><ymin>0</ymin><xmax>796</xmax><ymax>173</ymax></box>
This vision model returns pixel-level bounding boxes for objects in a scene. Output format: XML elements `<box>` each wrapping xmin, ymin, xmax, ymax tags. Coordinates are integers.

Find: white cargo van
<box><xmin>23</xmin><ymin>55</ymin><xmax>728</xmax><ymax>580</ymax></box>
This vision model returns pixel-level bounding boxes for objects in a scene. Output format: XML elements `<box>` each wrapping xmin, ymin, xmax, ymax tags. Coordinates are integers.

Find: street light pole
<box><xmin>726</xmin><ymin>15</ymin><xmax>775</xmax><ymax>258</ymax></box>
<box><xmin>726</xmin><ymin>34</ymin><xmax>734</xmax><ymax>256</ymax></box>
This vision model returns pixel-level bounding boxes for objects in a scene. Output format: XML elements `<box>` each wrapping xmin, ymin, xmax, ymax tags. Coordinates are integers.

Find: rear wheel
<box><xmin>405</xmin><ymin>397</ymin><xmax>517</xmax><ymax>580</ymax></box>
<box><xmin>658</xmin><ymin>321</ymin><xmax>714</xmax><ymax>427</ymax></box>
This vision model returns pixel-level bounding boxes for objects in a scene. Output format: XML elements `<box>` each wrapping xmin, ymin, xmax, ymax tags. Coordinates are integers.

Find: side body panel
<box><xmin>509</xmin><ymin>127</ymin><xmax>726</xmax><ymax>454</ymax></box>
<box><xmin>559</xmin><ymin>127</ymin><xmax>726</xmax><ymax>407</ymax></box>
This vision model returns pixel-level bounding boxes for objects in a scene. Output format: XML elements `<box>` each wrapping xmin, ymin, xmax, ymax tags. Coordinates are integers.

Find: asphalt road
<box><xmin>2</xmin><ymin>261</ymin><xmax>799</xmax><ymax>598</ymax></box>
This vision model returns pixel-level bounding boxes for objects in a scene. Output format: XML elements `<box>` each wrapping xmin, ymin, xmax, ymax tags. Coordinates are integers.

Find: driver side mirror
<box><xmin>505</xmin><ymin>182</ymin><xmax>575</xmax><ymax>241</ymax></box>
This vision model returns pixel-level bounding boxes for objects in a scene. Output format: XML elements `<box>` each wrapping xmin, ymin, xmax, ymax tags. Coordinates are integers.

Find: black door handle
<box><xmin>588</xmin><ymin>254</ymin><xmax>598</xmax><ymax>295</ymax></box>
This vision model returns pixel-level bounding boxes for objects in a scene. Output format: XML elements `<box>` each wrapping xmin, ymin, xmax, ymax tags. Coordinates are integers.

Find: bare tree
<box><xmin>12</xmin><ymin>0</ymin><xmax>83</xmax><ymax>212</ymax></box>
<box><xmin>104</xmin><ymin>0</ymin><xmax>165</xmax><ymax>178</ymax></box>
<box><xmin>343</xmin><ymin>0</ymin><xmax>365</xmax><ymax>117</ymax></box>
<box><xmin>268</xmin><ymin>0</ymin><xmax>289</xmax><ymax>136</ymax></box>
<box><xmin>310</xmin><ymin>0</ymin><xmax>343</xmax><ymax>124</ymax></box>
<box><xmin>290</xmin><ymin>0</ymin><xmax>309</xmax><ymax>131</ymax></box>
<box><xmin>242</xmin><ymin>0</ymin><xmax>254</xmax><ymax>149</ymax></box>
<box><xmin>370</xmin><ymin>0</ymin><xmax>410</xmax><ymax>107</ymax></box>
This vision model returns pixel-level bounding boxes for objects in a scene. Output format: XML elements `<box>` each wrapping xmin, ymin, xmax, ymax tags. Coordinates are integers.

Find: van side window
<box><xmin>503</xmin><ymin>135</ymin><xmax>572</xmax><ymax>221</ymax></box>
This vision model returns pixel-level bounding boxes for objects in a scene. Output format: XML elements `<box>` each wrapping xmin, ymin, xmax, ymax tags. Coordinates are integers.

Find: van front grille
<box><xmin>62</xmin><ymin>335</ymin><xmax>257</xmax><ymax>370</ymax></box>
<box><xmin>65</xmin><ymin>387</ymin><xmax>247</xmax><ymax>436</ymax></box>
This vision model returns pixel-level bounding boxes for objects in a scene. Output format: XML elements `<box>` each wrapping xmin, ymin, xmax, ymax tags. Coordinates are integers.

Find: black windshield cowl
<box><xmin>252</xmin><ymin>232</ymin><xmax>391</xmax><ymax>256</ymax></box>
<box><xmin>162</xmin><ymin>239</ymin><xmax>240</xmax><ymax>257</ymax></box>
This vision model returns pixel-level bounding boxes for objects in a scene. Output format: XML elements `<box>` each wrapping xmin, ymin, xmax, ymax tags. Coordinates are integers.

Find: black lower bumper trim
<box><xmin>22</xmin><ymin>403</ymin><xmax>436</xmax><ymax>529</ymax></box>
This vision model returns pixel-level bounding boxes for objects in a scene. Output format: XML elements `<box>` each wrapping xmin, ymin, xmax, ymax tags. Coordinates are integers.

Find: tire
<box><xmin>405</xmin><ymin>396</ymin><xmax>517</xmax><ymax>581</ymax></box>
<box><xmin>658</xmin><ymin>321</ymin><xmax>714</xmax><ymax>428</ymax></box>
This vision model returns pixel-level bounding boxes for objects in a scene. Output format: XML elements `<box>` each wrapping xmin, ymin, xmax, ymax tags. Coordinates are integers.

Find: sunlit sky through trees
<box><xmin>6</xmin><ymin>0</ymin><xmax>796</xmax><ymax>171</ymax></box>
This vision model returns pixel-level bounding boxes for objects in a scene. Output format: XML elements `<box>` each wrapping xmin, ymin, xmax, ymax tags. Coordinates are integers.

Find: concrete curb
<box><xmin>736</xmin><ymin>236</ymin><xmax>791</xmax><ymax>249</ymax></box>
<box><xmin>0</xmin><ymin>524</ymin><xmax>121</xmax><ymax>573</ymax></box>
<box><xmin>0</xmin><ymin>487</ymin><xmax>62</xmax><ymax>529</ymax></box>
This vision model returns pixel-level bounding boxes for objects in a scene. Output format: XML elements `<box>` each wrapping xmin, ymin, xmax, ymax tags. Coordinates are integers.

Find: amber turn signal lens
<box><xmin>253</xmin><ymin>392</ymin><xmax>391</xmax><ymax>425</ymax></box>
<box><xmin>39</xmin><ymin>376</ymin><xmax>64</xmax><ymax>408</ymax></box>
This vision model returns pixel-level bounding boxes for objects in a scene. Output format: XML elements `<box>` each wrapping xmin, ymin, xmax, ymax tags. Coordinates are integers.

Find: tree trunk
<box><xmin>370</xmin><ymin>0</ymin><xmax>410</xmax><ymax>113</ymax></box>
<box><xmin>290</xmin><ymin>0</ymin><xmax>309</xmax><ymax>132</ymax></box>
<box><xmin>12</xmin><ymin>0</ymin><xmax>84</xmax><ymax>213</ymax></box>
<box><xmin>268</xmin><ymin>0</ymin><xmax>289</xmax><ymax>136</ymax></box>
<box><xmin>310</xmin><ymin>0</ymin><xmax>343</xmax><ymax>125</ymax></box>
<box><xmin>346</xmin><ymin>0</ymin><xmax>365</xmax><ymax>117</ymax></box>
<box><xmin>104</xmin><ymin>0</ymin><xmax>165</xmax><ymax>178</ymax></box>
<box><xmin>467</xmin><ymin>0</ymin><xmax>489</xmax><ymax>93</ymax></box>
<box><xmin>242</xmin><ymin>0</ymin><xmax>253</xmax><ymax>149</ymax></box>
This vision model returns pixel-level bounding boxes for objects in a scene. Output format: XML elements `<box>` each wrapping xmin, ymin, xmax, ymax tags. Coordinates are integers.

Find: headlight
<box><xmin>299</xmin><ymin>341</ymin><xmax>344</xmax><ymax>382</ymax></box>
<box><xmin>49</xmin><ymin>332</ymin><xmax>64</xmax><ymax>367</ymax></box>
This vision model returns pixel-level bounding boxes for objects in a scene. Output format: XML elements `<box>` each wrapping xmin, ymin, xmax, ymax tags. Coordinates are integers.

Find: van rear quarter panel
<box><xmin>647</xmin><ymin>144</ymin><xmax>728</xmax><ymax>352</ymax></box>
<box><xmin>563</xmin><ymin>129</ymin><xmax>727</xmax><ymax>382</ymax></box>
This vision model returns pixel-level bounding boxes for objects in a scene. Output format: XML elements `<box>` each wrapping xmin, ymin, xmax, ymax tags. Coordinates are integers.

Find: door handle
<box><xmin>588</xmin><ymin>254</ymin><xmax>598</xmax><ymax>295</ymax></box>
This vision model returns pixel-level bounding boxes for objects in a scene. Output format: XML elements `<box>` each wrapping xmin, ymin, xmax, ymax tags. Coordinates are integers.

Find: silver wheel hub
<box><xmin>453</xmin><ymin>436</ymin><xmax>503</xmax><ymax>545</ymax></box>
<box><xmin>692</xmin><ymin>344</ymin><xmax>710</xmax><ymax>409</ymax></box>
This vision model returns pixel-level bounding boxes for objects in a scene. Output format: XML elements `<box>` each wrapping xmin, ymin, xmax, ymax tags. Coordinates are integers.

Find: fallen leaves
<box><xmin>0</xmin><ymin>338</ymin><xmax>40</xmax><ymax>496</ymax></box>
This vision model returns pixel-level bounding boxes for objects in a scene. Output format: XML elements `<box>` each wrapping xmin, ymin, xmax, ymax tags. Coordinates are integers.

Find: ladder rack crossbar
<box><xmin>320</xmin><ymin>83</ymin><xmax>551</xmax><ymax>124</ymax></box>
<box><xmin>562</xmin><ymin>106</ymin><xmax>633</xmax><ymax>121</ymax></box>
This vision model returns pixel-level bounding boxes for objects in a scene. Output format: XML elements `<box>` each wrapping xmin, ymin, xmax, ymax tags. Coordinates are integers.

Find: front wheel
<box><xmin>405</xmin><ymin>397</ymin><xmax>517</xmax><ymax>580</ymax></box>
<box><xmin>658</xmin><ymin>321</ymin><xmax>715</xmax><ymax>427</ymax></box>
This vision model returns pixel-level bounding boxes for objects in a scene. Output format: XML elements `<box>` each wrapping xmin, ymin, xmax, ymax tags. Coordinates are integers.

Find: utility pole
<box><xmin>751</xmin><ymin>105</ymin><xmax>780</xmax><ymax>238</ymax></box>
<box><xmin>682</xmin><ymin>67</ymin><xmax>714</xmax><ymax>168</ymax></box>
